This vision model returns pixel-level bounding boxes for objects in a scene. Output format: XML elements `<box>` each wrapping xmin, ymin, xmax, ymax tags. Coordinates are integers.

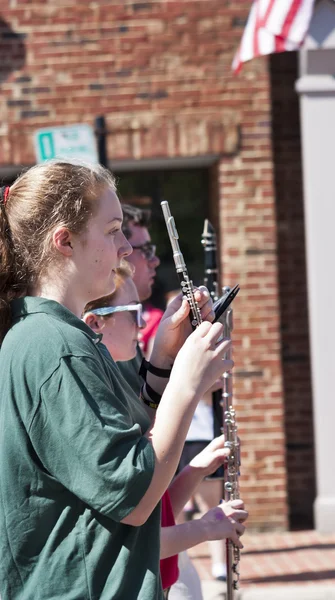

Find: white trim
<box><xmin>296</xmin><ymin>73</ymin><xmax>335</xmax><ymax>92</ymax></box>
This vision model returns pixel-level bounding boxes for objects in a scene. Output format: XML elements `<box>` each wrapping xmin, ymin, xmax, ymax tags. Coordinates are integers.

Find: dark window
<box><xmin>116</xmin><ymin>168</ymin><xmax>210</xmax><ymax>306</ymax></box>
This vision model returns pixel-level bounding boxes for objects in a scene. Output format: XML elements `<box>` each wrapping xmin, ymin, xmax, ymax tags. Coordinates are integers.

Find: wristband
<box><xmin>139</xmin><ymin>358</ymin><xmax>172</xmax><ymax>381</ymax></box>
<box><xmin>140</xmin><ymin>383</ymin><xmax>161</xmax><ymax>410</ymax></box>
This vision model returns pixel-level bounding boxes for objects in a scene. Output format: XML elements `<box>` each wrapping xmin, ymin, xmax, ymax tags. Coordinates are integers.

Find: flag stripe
<box><xmin>232</xmin><ymin>0</ymin><xmax>315</xmax><ymax>73</ymax></box>
<box><xmin>280</xmin><ymin>0</ymin><xmax>304</xmax><ymax>40</ymax></box>
<box><xmin>287</xmin><ymin>0</ymin><xmax>315</xmax><ymax>43</ymax></box>
<box><xmin>260</xmin><ymin>0</ymin><xmax>277</xmax><ymax>28</ymax></box>
<box><xmin>266</xmin><ymin>0</ymin><xmax>300</xmax><ymax>36</ymax></box>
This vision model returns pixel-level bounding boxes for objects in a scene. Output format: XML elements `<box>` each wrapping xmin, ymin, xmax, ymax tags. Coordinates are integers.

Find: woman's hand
<box><xmin>200</xmin><ymin>499</ymin><xmax>248</xmax><ymax>548</ymax></box>
<box><xmin>189</xmin><ymin>435</ymin><xmax>229</xmax><ymax>478</ymax></box>
<box><xmin>150</xmin><ymin>286</ymin><xmax>214</xmax><ymax>367</ymax></box>
<box><xmin>168</xmin><ymin>320</ymin><xmax>233</xmax><ymax>400</ymax></box>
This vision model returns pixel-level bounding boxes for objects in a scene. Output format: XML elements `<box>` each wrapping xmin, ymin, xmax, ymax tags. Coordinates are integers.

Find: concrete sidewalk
<box><xmin>202</xmin><ymin>581</ymin><xmax>335</xmax><ymax>600</ymax></box>
<box><xmin>189</xmin><ymin>530</ymin><xmax>335</xmax><ymax>600</ymax></box>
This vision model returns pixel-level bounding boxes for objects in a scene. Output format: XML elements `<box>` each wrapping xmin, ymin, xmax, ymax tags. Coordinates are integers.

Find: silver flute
<box><xmin>222</xmin><ymin>293</ymin><xmax>241</xmax><ymax>599</ymax></box>
<box><xmin>162</xmin><ymin>202</ymin><xmax>241</xmax><ymax>596</ymax></box>
<box><xmin>161</xmin><ymin>200</ymin><xmax>202</xmax><ymax>329</ymax></box>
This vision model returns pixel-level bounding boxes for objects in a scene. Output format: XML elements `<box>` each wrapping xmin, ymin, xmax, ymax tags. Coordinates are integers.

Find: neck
<box><xmin>30</xmin><ymin>272</ymin><xmax>85</xmax><ymax>318</ymax></box>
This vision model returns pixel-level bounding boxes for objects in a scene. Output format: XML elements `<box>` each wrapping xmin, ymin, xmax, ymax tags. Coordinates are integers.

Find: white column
<box><xmin>296</xmin><ymin>73</ymin><xmax>335</xmax><ymax>532</ymax></box>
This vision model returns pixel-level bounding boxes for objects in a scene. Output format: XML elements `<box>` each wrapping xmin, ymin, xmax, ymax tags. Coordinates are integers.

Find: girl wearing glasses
<box><xmin>0</xmin><ymin>161</ymin><xmax>236</xmax><ymax>600</ymax></box>
<box><xmin>83</xmin><ymin>264</ymin><xmax>248</xmax><ymax>596</ymax></box>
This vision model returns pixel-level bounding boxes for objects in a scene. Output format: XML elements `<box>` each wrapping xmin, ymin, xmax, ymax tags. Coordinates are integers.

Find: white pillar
<box><xmin>296</xmin><ymin>70</ymin><xmax>335</xmax><ymax>533</ymax></box>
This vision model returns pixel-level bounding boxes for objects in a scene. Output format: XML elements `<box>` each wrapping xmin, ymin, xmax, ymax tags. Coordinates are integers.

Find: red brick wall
<box><xmin>0</xmin><ymin>0</ymin><xmax>314</xmax><ymax>531</ymax></box>
<box><xmin>218</xmin><ymin>86</ymin><xmax>289</xmax><ymax>529</ymax></box>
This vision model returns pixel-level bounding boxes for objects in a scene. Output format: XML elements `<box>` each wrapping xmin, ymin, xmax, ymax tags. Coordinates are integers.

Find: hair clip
<box><xmin>0</xmin><ymin>186</ymin><xmax>10</xmax><ymax>206</ymax></box>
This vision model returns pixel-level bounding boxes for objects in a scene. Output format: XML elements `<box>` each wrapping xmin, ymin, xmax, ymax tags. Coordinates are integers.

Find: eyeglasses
<box><xmin>90</xmin><ymin>303</ymin><xmax>144</xmax><ymax>326</ymax></box>
<box><xmin>131</xmin><ymin>242</ymin><xmax>157</xmax><ymax>261</ymax></box>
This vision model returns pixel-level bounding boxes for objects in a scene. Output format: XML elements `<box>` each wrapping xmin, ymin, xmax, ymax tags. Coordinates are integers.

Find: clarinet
<box><xmin>201</xmin><ymin>219</ymin><xmax>224</xmax><ymax>479</ymax></box>
<box><xmin>161</xmin><ymin>201</ymin><xmax>202</xmax><ymax>329</ymax></box>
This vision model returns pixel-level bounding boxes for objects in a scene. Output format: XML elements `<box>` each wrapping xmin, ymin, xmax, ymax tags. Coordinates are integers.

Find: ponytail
<box><xmin>0</xmin><ymin>186</ymin><xmax>21</xmax><ymax>343</ymax></box>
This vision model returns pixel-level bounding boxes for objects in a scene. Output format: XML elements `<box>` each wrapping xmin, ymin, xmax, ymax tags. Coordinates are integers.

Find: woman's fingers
<box><xmin>230</xmin><ymin>526</ymin><xmax>244</xmax><ymax>549</ymax></box>
<box><xmin>229</xmin><ymin>499</ymin><xmax>245</xmax><ymax>510</ymax></box>
<box><xmin>207</xmin><ymin>434</ymin><xmax>225</xmax><ymax>450</ymax></box>
<box><xmin>168</xmin><ymin>297</ymin><xmax>190</xmax><ymax>328</ymax></box>
<box><xmin>194</xmin><ymin>320</ymin><xmax>214</xmax><ymax>337</ymax></box>
<box><xmin>194</xmin><ymin>286</ymin><xmax>215</xmax><ymax>322</ymax></box>
<box><xmin>222</xmin><ymin>359</ymin><xmax>234</xmax><ymax>372</ymax></box>
<box><xmin>195</xmin><ymin>320</ymin><xmax>224</xmax><ymax>342</ymax></box>
<box><xmin>221</xmin><ymin>500</ymin><xmax>248</xmax><ymax>523</ymax></box>
<box><xmin>194</xmin><ymin>286</ymin><xmax>210</xmax><ymax>307</ymax></box>
<box><xmin>227</xmin><ymin>518</ymin><xmax>245</xmax><ymax>548</ymax></box>
<box><xmin>236</xmin><ymin>522</ymin><xmax>246</xmax><ymax>537</ymax></box>
<box><xmin>232</xmin><ymin>509</ymin><xmax>249</xmax><ymax>523</ymax></box>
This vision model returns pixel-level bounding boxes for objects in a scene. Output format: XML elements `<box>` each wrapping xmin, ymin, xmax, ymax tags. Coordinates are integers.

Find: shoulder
<box><xmin>1</xmin><ymin>311</ymin><xmax>100</xmax><ymax>383</ymax></box>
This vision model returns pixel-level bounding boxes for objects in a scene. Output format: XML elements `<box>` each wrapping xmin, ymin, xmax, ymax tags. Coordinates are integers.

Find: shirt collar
<box><xmin>11</xmin><ymin>296</ymin><xmax>101</xmax><ymax>344</ymax></box>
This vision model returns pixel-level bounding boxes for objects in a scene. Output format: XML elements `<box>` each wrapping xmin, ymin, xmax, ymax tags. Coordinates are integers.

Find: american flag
<box><xmin>232</xmin><ymin>0</ymin><xmax>316</xmax><ymax>73</ymax></box>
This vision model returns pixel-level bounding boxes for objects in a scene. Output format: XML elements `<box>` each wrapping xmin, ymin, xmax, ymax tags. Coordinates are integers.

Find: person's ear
<box><xmin>52</xmin><ymin>226</ymin><xmax>74</xmax><ymax>257</ymax></box>
<box><xmin>82</xmin><ymin>312</ymin><xmax>106</xmax><ymax>334</ymax></box>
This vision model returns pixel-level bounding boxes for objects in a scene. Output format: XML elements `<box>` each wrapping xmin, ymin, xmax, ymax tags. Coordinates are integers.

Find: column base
<box><xmin>314</xmin><ymin>496</ymin><xmax>335</xmax><ymax>533</ymax></box>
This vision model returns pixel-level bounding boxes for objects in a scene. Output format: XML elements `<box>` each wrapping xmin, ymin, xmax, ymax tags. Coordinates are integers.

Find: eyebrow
<box><xmin>107</xmin><ymin>218</ymin><xmax>123</xmax><ymax>225</ymax></box>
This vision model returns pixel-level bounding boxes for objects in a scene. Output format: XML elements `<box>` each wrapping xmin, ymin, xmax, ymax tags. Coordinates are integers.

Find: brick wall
<box><xmin>0</xmin><ymin>0</ymin><xmax>315</xmax><ymax>531</ymax></box>
<box><xmin>217</xmin><ymin>82</ymin><xmax>289</xmax><ymax>529</ymax></box>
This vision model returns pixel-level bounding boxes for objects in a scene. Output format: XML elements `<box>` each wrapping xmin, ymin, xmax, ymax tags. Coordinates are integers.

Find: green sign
<box><xmin>34</xmin><ymin>124</ymin><xmax>99</xmax><ymax>164</ymax></box>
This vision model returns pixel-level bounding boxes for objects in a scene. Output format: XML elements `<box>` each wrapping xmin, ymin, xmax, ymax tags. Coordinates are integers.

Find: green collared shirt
<box><xmin>0</xmin><ymin>297</ymin><xmax>162</xmax><ymax>600</ymax></box>
<box><xmin>117</xmin><ymin>347</ymin><xmax>143</xmax><ymax>398</ymax></box>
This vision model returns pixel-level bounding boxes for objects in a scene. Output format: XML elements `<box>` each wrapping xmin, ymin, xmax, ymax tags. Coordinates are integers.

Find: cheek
<box><xmin>93</xmin><ymin>245</ymin><xmax>116</xmax><ymax>273</ymax></box>
<box><xmin>121</xmin><ymin>316</ymin><xmax>137</xmax><ymax>341</ymax></box>
<box><xmin>128</xmin><ymin>253</ymin><xmax>146</xmax><ymax>272</ymax></box>
<box><xmin>112</xmin><ymin>320</ymin><xmax>135</xmax><ymax>358</ymax></box>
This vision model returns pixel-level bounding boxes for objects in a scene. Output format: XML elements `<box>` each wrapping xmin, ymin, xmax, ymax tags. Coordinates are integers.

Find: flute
<box><xmin>161</xmin><ymin>201</ymin><xmax>202</xmax><ymax>329</ymax></box>
<box><xmin>222</xmin><ymin>299</ymin><xmax>241</xmax><ymax>599</ymax></box>
<box><xmin>202</xmin><ymin>220</ymin><xmax>241</xmax><ymax>597</ymax></box>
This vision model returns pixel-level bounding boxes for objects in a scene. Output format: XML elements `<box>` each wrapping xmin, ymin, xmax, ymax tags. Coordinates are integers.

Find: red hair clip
<box><xmin>0</xmin><ymin>186</ymin><xmax>10</xmax><ymax>205</ymax></box>
<box><xmin>4</xmin><ymin>186</ymin><xmax>10</xmax><ymax>204</ymax></box>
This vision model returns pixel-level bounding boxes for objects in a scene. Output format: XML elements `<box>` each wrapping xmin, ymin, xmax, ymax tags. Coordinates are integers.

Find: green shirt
<box><xmin>0</xmin><ymin>297</ymin><xmax>163</xmax><ymax>600</ymax></box>
<box><xmin>117</xmin><ymin>348</ymin><xmax>143</xmax><ymax>397</ymax></box>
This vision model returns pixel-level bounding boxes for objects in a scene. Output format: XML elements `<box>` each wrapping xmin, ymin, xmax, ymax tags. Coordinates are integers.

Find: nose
<box><xmin>119</xmin><ymin>232</ymin><xmax>133</xmax><ymax>259</ymax></box>
<box><xmin>139</xmin><ymin>315</ymin><xmax>147</xmax><ymax>329</ymax></box>
<box><xmin>149</xmin><ymin>254</ymin><xmax>160</xmax><ymax>267</ymax></box>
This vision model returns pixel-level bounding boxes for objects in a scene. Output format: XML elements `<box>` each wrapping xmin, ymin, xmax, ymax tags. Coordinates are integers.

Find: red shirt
<box><xmin>160</xmin><ymin>491</ymin><xmax>179</xmax><ymax>589</ymax></box>
<box><xmin>140</xmin><ymin>305</ymin><xmax>164</xmax><ymax>354</ymax></box>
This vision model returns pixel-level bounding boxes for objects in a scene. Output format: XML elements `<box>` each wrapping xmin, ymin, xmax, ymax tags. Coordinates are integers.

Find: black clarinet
<box><xmin>202</xmin><ymin>219</ymin><xmax>225</xmax><ymax>479</ymax></box>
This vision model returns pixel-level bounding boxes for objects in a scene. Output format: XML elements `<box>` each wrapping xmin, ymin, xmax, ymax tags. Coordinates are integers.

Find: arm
<box><xmin>121</xmin><ymin>322</ymin><xmax>232</xmax><ymax>526</ymax></box>
<box><xmin>168</xmin><ymin>465</ymin><xmax>205</xmax><ymax>521</ymax></box>
<box><xmin>160</xmin><ymin>521</ymin><xmax>208</xmax><ymax>558</ymax></box>
<box><xmin>121</xmin><ymin>378</ymin><xmax>201</xmax><ymax>526</ymax></box>
<box><xmin>160</xmin><ymin>500</ymin><xmax>248</xmax><ymax>558</ymax></box>
<box><xmin>168</xmin><ymin>435</ymin><xmax>229</xmax><ymax>520</ymax></box>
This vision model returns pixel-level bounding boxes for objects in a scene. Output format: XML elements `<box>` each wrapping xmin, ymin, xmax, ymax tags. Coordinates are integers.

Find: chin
<box><xmin>120</xmin><ymin>352</ymin><xmax>136</xmax><ymax>361</ymax></box>
<box><xmin>140</xmin><ymin>288</ymin><xmax>152</xmax><ymax>303</ymax></box>
<box><xmin>104</xmin><ymin>279</ymin><xmax>116</xmax><ymax>296</ymax></box>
